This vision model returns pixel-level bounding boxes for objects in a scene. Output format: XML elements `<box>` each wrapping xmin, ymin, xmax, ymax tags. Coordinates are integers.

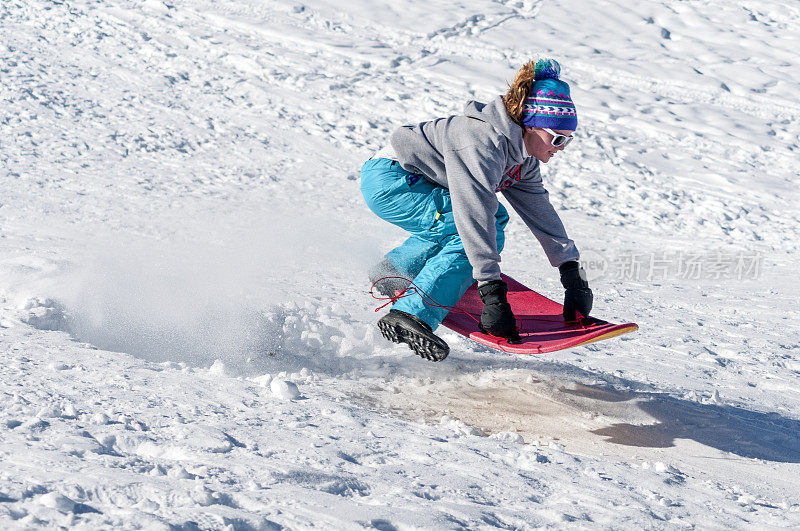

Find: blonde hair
<box><xmin>503</xmin><ymin>60</ymin><xmax>538</xmax><ymax>125</ymax></box>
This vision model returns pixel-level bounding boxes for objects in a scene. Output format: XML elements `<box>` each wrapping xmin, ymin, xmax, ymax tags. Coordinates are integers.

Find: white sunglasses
<box><xmin>542</xmin><ymin>128</ymin><xmax>574</xmax><ymax>148</ymax></box>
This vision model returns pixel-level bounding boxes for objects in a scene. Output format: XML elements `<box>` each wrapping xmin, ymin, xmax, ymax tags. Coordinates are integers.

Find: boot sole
<box><xmin>377</xmin><ymin>319</ymin><xmax>448</xmax><ymax>362</ymax></box>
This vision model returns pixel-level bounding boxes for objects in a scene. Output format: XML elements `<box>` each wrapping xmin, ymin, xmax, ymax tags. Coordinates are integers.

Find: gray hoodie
<box><xmin>390</xmin><ymin>95</ymin><xmax>579</xmax><ymax>281</ymax></box>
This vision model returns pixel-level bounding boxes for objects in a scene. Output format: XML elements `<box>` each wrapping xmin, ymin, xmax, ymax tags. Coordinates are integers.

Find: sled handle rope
<box><xmin>369</xmin><ymin>276</ymin><xmax>524</xmax><ymax>336</ymax></box>
<box><xmin>370</xmin><ymin>275</ymin><xmax>593</xmax><ymax>338</ymax></box>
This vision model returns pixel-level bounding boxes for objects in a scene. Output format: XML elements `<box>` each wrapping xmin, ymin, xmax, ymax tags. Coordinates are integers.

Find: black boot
<box><xmin>377</xmin><ymin>309</ymin><xmax>449</xmax><ymax>362</ymax></box>
<box><xmin>368</xmin><ymin>258</ymin><xmax>411</xmax><ymax>297</ymax></box>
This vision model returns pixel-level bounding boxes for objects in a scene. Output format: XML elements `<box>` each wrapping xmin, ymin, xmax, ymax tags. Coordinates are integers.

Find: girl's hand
<box><xmin>560</xmin><ymin>262</ymin><xmax>593</xmax><ymax>321</ymax></box>
<box><xmin>478</xmin><ymin>280</ymin><xmax>521</xmax><ymax>341</ymax></box>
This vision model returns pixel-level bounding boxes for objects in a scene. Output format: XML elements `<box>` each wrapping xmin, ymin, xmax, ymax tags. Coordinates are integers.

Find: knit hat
<box><xmin>520</xmin><ymin>59</ymin><xmax>577</xmax><ymax>131</ymax></box>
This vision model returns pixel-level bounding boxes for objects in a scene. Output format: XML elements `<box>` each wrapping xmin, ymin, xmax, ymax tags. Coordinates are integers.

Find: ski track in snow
<box><xmin>1</xmin><ymin>0</ymin><xmax>800</xmax><ymax>527</ymax></box>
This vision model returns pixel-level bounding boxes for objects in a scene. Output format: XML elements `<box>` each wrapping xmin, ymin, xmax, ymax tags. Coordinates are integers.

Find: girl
<box><xmin>361</xmin><ymin>58</ymin><xmax>592</xmax><ymax>361</ymax></box>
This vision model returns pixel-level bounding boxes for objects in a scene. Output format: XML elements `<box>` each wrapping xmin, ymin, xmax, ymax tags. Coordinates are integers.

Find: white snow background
<box><xmin>1</xmin><ymin>0</ymin><xmax>799</xmax><ymax>528</ymax></box>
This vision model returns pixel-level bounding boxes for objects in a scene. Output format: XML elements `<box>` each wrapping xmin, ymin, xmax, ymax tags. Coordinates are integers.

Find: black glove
<box><xmin>477</xmin><ymin>280</ymin><xmax>520</xmax><ymax>341</ymax></box>
<box><xmin>559</xmin><ymin>261</ymin><xmax>593</xmax><ymax>321</ymax></box>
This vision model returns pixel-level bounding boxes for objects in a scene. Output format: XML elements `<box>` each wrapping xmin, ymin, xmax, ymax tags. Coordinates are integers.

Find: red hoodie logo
<box><xmin>495</xmin><ymin>165</ymin><xmax>522</xmax><ymax>192</ymax></box>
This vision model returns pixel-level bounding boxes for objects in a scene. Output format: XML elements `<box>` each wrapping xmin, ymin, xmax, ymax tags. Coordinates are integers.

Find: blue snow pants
<box><xmin>360</xmin><ymin>158</ymin><xmax>509</xmax><ymax>330</ymax></box>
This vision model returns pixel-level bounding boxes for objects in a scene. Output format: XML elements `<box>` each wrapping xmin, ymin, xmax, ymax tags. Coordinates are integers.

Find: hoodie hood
<box><xmin>463</xmin><ymin>96</ymin><xmax>526</xmax><ymax>165</ymax></box>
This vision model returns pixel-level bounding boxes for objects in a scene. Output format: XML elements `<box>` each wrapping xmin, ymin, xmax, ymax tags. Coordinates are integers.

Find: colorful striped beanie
<box><xmin>520</xmin><ymin>59</ymin><xmax>577</xmax><ymax>131</ymax></box>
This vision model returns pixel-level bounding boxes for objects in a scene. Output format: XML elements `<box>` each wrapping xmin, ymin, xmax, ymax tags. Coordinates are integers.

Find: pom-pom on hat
<box><xmin>520</xmin><ymin>58</ymin><xmax>577</xmax><ymax>131</ymax></box>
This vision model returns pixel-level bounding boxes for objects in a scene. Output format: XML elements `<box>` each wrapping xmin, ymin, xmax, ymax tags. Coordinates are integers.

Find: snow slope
<box><xmin>1</xmin><ymin>0</ymin><xmax>799</xmax><ymax>527</ymax></box>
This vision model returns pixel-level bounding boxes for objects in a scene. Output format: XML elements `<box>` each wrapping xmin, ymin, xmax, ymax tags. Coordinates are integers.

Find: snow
<box><xmin>270</xmin><ymin>378</ymin><xmax>301</xmax><ymax>400</ymax></box>
<box><xmin>1</xmin><ymin>0</ymin><xmax>799</xmax><ymax>527</ymax></box>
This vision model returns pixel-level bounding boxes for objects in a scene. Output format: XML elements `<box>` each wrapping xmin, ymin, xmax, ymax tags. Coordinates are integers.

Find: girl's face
<box><xmin>523</xmin><ymin>127</ymin><xmax>574</xmax><ymax>163</ymax></box>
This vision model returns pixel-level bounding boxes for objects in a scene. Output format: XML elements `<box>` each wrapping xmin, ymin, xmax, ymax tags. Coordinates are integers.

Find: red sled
<box><xmin>441</xmin><ymin>274</ymin><xmax>638</xmax><ymax>354</ymax></box>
